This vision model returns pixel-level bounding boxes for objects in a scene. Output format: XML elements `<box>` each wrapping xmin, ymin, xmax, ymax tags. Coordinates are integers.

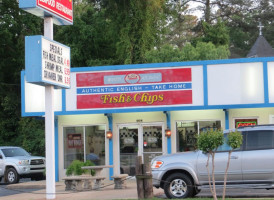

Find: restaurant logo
<box><xmin>125</xmin><ymin>74</ymin><xmax>140</xmax><ymax>84</ymax></box>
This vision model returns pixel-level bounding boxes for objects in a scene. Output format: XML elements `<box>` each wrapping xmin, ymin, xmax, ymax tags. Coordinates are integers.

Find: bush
<box><xmin>66</xmin><ymin>160</ymin><xmax>95</xmax><ymax>176</ymax></box>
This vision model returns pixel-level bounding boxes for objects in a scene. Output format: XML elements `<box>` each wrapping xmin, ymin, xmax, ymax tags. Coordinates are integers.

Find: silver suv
<box><xmin>151</xmin><ymin>125</ymin><xmax>274</xmax><ymax>198</ymax></box>
<box><xmin>0</xmin><ymin>146</ymin><xmax>45</xmax><ymax>184</ymax></box>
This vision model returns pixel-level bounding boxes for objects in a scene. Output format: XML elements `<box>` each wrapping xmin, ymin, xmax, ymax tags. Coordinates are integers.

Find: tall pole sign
<box><xmin>20</xmin><ymin>1</ymin><xmax>73</xmax><ymax>199</ymax></box>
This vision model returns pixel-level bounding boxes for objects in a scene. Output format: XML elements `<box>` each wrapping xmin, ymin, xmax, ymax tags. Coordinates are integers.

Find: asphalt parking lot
<box><xmin>1</xmin><ymin>179</ymin><xmax>274</xmax><ymax>200</ymax></box>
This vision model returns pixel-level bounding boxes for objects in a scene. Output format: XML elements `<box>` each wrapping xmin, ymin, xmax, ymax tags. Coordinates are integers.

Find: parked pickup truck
<box><xmin>151</xmin><ymin>125</ymin><xmax>274</xmax><ymax>198</ymax></box>
<box><xmin>0</xmin><ymin>146</ymin><xmax>45</xmax><ymax>184</ymax></box>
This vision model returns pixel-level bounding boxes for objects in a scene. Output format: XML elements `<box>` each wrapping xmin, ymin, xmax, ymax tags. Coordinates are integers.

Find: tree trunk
<box><xmin>211</xmin><ymin>153</ymin><xmax>218</xmax><ymax>200</ymax></box>
<box><xmin>222</xmin><ymin>151</ymin><xmax>232</xmax><ymax>200</ymax></box>
<box><xmin>206</xmin><ymin>153</ymin><xmax>214</xmax><ymax>195</ymax></box>
<box><xmin>205</xmin><ymin>0</ymin><xmax>210</xmax><ymax>23</ymax></box>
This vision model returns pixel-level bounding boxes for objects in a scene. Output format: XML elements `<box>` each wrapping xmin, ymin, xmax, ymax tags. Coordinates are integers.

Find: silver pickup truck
<box><xmin>0</xmin><ymin>146</ymin><xmax>45</xmax><ymax>184</ymax></box>
<box><xmin>151</xmin><ymin>125</ymin><xmax>274</xmax><ymax>198</ymax></box>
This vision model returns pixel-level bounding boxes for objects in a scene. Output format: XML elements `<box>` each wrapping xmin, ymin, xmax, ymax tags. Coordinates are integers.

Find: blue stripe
<box><xmin>62</xmin><ymin>89</ymin><xmax>66</xmax><ymax>112</ymax></box>
<box><xmin>165</xmin><ymin>111</ymin><xmax>172</xmax><ymax>154</ymax></box>
<box><xmin>21</xmin><ymin>71</ymin><xmax>26</xmax><ymax>117</ymax></box>
<box><xmin>203</xmin><ymin>64</ymin><xmax>208</xmax><ymax>106</ymax></box>
<box><xmin>22</xmin><ymin>102</ymin><xmax>274</xmax><ymax>117</ymax></box>
<box><xmin>77</xmin><ymin>83</ymin><xmax>192</xmax><ymax>95</ymax></box>
<box><xmin>263</xmin><ymin>61</ymin><xmax>269</xmax><ymax>104</ymax></box>
<box><xmin>105</xmin><ymin>114</ymin><xmax>113</xmax><ymax>179</ymax></box>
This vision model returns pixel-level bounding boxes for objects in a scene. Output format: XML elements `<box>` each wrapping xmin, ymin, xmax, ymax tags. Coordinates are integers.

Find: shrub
<box><xmin>66</xmin><ymin>160</ymin><xmax>95</xmax><ymax>176</ymax></box>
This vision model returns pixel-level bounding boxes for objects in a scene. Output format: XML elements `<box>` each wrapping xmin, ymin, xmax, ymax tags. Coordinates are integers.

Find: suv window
<box><xmin>217</xmin><ymin>133</ymin><xmax>242</xmax><ymax>152</ymax></box>
<box><xmin>245</xmin><ymin>130</ymin><xmax>274</xmax><ymax>150</ymax></box>
<box><xmin>1</xmin><ymin>148</ymin><xmax>30</xmax><ymax>157</ymax></box>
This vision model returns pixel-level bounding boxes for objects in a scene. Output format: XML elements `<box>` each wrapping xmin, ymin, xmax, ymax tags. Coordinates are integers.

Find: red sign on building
<box><xmin>37</xmin><ymin>0</ymin><xmax>73</xmax><ymax>23</ymax></box>
<box><xmin>76</xmin><ymin>67</ymin><xmax>193</xmax><ymax>110</ymax></box>
<box><xmin>67</xmin><ymin>134</ymin><xmax>82</xmax><ymax>148</ymax></box>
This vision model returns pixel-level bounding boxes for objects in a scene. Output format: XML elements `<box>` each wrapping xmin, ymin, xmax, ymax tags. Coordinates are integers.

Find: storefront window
<box><xmin>63</xmin><ymin>125</ymin><xmax>105</xmax><ymax>169</ymax></box>
<box><xmin>64</xmin><ymin>127</ymin><xmax>84</xmax><ymax>169</ymax></box>
<box><xmin>85</xmin><ymin>126</ymin><xmax>105</xmax><ymax>165</ymax></box>
<box><xmin>176</xmin><ymin>120</ymin><xmax>221</xmax><ymax>152</ymax></box>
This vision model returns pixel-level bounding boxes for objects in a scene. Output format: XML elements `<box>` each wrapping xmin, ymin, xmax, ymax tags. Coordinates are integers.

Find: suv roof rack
<box><xmin>238</xmin><ymin>124</ymin><xmax>274</xmax><ymax>129</ymax></box>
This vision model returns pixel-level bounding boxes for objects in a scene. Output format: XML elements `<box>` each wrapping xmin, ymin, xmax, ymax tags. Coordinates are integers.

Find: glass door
<box><xmin>142</xmin><ymin>125</ymin><xmax>163</xmax><ymax>164</ymax></box>
<box><xmin>119</xmin><ymin>125</ymin><xmax>139</xmax><ymax>176</ymax></box>
<box><xmin>119</xmin><ymin>123</ymin><xmax>164</xmax><ymax>176</ymax></box>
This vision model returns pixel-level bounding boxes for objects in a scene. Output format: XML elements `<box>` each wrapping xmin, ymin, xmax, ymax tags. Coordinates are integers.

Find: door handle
<box><xmin>231</xmin><ymin>155</ymin><xmax>238</xmax><ymax>159</ymax></box>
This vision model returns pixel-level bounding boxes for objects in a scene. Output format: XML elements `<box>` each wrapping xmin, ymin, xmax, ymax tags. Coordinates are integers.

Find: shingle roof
<box><xmin>246</xmin><ymin>35</ymin><xmax>274</xmax><ymax>58</ymax></box>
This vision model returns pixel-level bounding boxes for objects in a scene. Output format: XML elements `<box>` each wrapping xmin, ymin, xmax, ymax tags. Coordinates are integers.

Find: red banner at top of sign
<box><xmin>37</xmin><ymin>0</ymin><xmax>73</xmax><ymax>23</ymax></box>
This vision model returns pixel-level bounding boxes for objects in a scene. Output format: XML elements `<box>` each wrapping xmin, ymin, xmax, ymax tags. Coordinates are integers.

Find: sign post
<box><xmin>44</xmin><ymin>17</ymin><xmax>56</xmax><ymax>200</ymax></box>
<box><xmin>19</xmin><ymin>0</ymin><xmax>73</xmax><ymax>199</ymax></box>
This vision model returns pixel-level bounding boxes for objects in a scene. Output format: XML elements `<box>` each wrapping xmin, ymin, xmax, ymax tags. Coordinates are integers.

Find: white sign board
<box><xmin>25</xmin><ymin>35</ymin><xmax>71</xmax><ymax>88</ymax></box>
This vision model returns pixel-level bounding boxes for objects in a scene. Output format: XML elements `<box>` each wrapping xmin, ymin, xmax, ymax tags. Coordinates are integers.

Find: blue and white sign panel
<box><xmin>25</xmin><ymin>35</ymin><xmax>71</xmax><ymax>89</ymax></box>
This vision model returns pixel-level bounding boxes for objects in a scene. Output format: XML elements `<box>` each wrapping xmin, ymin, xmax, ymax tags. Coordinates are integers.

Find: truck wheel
<box><xmin>5</xmin><ymin>168</ymin><xmax>19</xmax><ymax>184</ymax></box>
<box><xmin>164</xmin><ymin>173</ymin><xmax>193</xmax><ymax>199</ymax></box>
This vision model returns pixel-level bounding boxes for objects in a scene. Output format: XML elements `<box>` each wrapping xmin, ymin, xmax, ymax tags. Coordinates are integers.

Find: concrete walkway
<box><xmin>1</xmin><ymin>178</ymin><xmax>164</xmax><ymax>200</ymax></box>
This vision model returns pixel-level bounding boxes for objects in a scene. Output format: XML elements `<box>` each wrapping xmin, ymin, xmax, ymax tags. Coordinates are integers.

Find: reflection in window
<box><xmin>177</xmin><ymin>121</ymin><xmax>221</xmax><ymax>152</ymax></box>
<box><xmin>63</xmin><ymin>125</ymin><xmax>105</xmax><ymax>169</ymax></box>
<box><xmin>85</xmin><ymin>126</ymin><xmax>105</xmax><ymax>165</ymax></box>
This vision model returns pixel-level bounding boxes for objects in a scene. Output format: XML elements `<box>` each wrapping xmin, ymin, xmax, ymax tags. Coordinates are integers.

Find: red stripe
<box><xmin>77</xmin><ymin>90</ymin><xmax>192</xmax><ymax>109</ymax></box>
<box><xmin>76</xmin><ymin>68</ymin><xmax>191</xmax><ymax>87</ymax></box>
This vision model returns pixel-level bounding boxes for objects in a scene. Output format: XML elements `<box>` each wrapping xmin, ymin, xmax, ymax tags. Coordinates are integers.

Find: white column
<box><xmin>44</xmin><ymin>17</ymin><xmax>56</xmax><ymax>200</ymax></box>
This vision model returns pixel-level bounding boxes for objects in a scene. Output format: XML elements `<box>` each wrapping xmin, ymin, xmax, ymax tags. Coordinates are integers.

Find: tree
<box><xmin>102</xmin><ymin>0</ymin><xmax>166</xmax><ymax>64</ymax></box>
<box><xmin>197</xmin><ymin>129</ymin><xmax>224</xmax><ymax>200</ymax></box>
<box><xmin>222</xmin><ymin>130</ymin><xmax>243</xmax><ymax>200</ymax></box>
<box><xmin>0</xmin><ymin>0</ymin><xmax>45</xmax><ymax>155</ymax></box>
<box><xmin>164</xmin><ymin>1</ymin><xmax>198</xmax><ymax>49</ymax></box>
<box><xmin>145</xmin><ymin>42</ymin><xmax>230</xmax><ymax>63</ymax></box>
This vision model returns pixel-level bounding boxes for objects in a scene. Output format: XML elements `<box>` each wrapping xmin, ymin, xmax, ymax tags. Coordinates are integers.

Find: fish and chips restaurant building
<box><xmin>21</xmin><ymin>57</ymin><xmax>274</xmax><ymax>181</ymax></box>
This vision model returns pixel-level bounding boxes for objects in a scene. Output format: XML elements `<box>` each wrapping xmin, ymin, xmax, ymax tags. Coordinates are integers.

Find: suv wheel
<box><xmin>164</xmin><ymin>173</ymin><xmax>193</xmax><ymax>199</ymax></box>
<box><xmin>5</xmin><ymin>168</ymin><xmax>19</xmax><ymax>184</ymax></box>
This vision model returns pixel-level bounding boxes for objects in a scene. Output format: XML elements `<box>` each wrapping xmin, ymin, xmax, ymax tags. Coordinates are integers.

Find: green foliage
<box><xmin>18</xmin><ymin>117</ymin><xmax>45</xmax><ymax>156</ymax></box>
<box><xmin>145</xmin><ymin>42</ymin><xmax>230</xmax><ymax>63</ymax></box>
<box><xmin>66</xmin><ymin>160</ymin><xmax>95</xmax><ymax>176</ymax></box>
<box><xmin>197</xmin><ymin>129</ymin><xmax>224</xmax><ymax>153</ymax></box>
<box><xmin>227</xmin><ymin>130</ymin><xmax>243</xmax><ymax>150</ymax></box>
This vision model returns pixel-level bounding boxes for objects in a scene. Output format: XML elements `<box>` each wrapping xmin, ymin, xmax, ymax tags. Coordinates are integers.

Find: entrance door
<box><xmin>119</xmin><ymin>124</ymin><xmax>164</xmax><ymax>176</ymax></box>
<box><xmin>142</xmin><ymin>125</ymin><xmax>163</xmax><ymax>165</ymax></box>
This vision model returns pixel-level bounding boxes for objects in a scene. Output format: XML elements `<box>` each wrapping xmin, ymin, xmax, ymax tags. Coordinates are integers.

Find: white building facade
<box><xmin>21</xmin><ymin>57</ymin><xmax>274</xmax><ymax>181</ymax></box>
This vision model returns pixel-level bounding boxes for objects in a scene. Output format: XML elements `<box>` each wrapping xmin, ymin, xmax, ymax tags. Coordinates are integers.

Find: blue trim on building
<box><xmin>164</xmin><ymin>111</ymin><xmax>172</xmax><ymax>154</ymax></box>
<box><xmin>21</xmin><ymin>71</ymin><xmax>26</xmax><ymax>117</ymax></box>
<box><xmin>224</xmin><ymin>109</ymin><xmax>229</xmax><ymax>130</ymax></box>
<box><xmin>22</xmin><ymin>102</ymin><xmax>274</xmax><ymax>117</ymax></box>
<box><xmin>55</xmin><ymin>117</ymin><xmax>59</xmax><ymax>182</ymax></box>
<box><xmin>203</xmin><ymin>64</ymin><xmax>208</xmax><ymax>106</ymax></box>
<box><xmin>62</xmin><ymin>89</ymin><xmax>66</xmax><ymax>112</ymax></box>
<box><xmin>263</xmin><ymin>61</ymin><xmax>269</xmax><ymax>104</ymax></box>
<box><xmin>105</xmin><ymin>114</ymin><xmax>113</xmax><ymax>179</ymax></box>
